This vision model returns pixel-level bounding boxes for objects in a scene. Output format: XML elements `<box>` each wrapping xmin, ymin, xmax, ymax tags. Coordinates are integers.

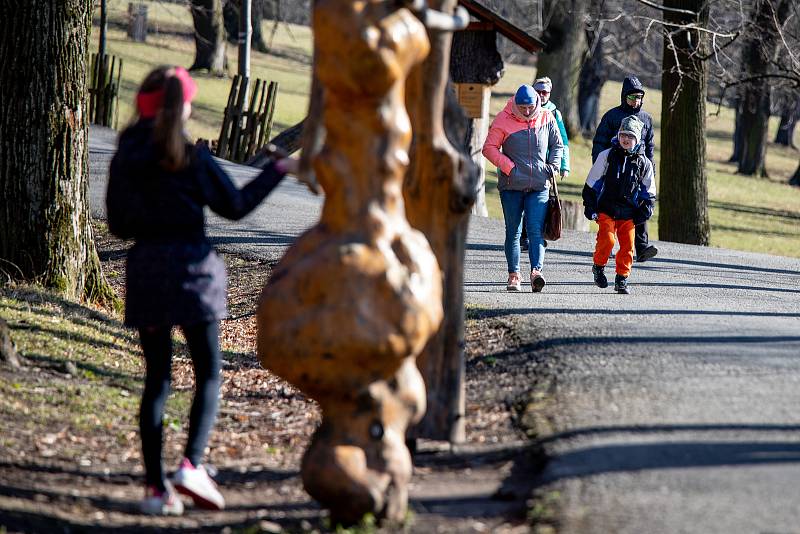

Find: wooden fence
<box><xmin>88</xmin><ymin>53</ymin><xmax>122</xmax><ymax>129</ymax></box>
<box><xmin>216</xmin><ymin>75</ymin><xmax>279</xmax><ymax>163</ymax></box>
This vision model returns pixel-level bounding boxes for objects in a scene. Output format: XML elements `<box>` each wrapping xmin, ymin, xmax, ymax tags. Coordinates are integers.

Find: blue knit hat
<box><xmin>515</xmin><ymin>84</ymin><xmax>537</xmax><ymax>105</ymax></box>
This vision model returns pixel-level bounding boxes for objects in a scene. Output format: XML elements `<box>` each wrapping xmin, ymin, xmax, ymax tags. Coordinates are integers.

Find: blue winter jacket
<box><xmin>582</xmin><ymin>138</ymin><xmax>656</xmax><ymax>223</ymax></box>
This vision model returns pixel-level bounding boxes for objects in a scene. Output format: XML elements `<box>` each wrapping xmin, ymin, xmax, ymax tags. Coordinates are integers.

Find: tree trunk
<box><xmin>775</xmin><ymin>97</ymin><xmax>798</xmax><ymax>148</ymax></box>
<box><xmin>578</xmin><ymin>26</ymin><xmax>606</xmax><ymax>136</ymax></box>
<box><xmin>0</xmin><ymin>317</ymin><xmax>20</xmax><ymax>369</ymax></box>
<box><xmin>729</xmin><ymin>96</ymin><xmax>744</xmax><ymax>163</ymax></box>
<box><xmin>190</xmin><ymin>0</ymin><xmax>227</xmax><ymax>74</ymax></box>
<box><xmin>224</xmin><ymin>0</ymin><xmax>269</xmax><ymax>52</ymax></box>
<box><xmin>790</xmin><ymin>159</ymin><xmax>800</xmax><ymax>187</ymax></box>
<box><xmin>0</xmin><ymin>1</ymin><xmax>115</xmax><ymax>305</ymax></box>
<box><xmin>658</xmin><ymin>0</ymin><xmax>710</xmax><ymax>246</ymax></box>
<box><xmin>405</xmin><ymin>0</ymin><xmax>479</xmax><ymax>444</ymax></box>
<box><xmin>535</xmin><ymin>0</ymin><xmax>589</xmax><ymax>138</ymax></box>
<box><xmin>737</xmin><ymin>0</ymin><xmax>790</xmax><ymax>177</ymax></box>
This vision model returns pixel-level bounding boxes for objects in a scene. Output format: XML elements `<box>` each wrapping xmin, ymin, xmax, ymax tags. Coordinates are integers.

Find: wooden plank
<box><xmin>239</xmin><ymin>78</ymin><xmax>263</xmax><ymax>161</ymax></box>
<box><xmin>216</xmin><ymin>74</ymin><xmax>241</xmax><ymax>159</ymax></box>
<box><xmin>243</xmin><ymin>79</ymin><xmax>265</xmax><ymax>161</ymax></box>
<box><xmin>88</xmin><ymin>54</ymin><xmax>98</xmax><ymax>124</ymax></box>
<box><xmin>113</xmin><ymin>57</ymin><xmax>123</xmax><ymax>129</ymax></box>
<box><xmin>228</xmin><ymin>75</ymin><xmax>249</xmax><ymax>161</ymax></box>
<box><xmin>260</xmin><ymin>81</ymin><xmax>279</xmax><ymax>149</ymax></box>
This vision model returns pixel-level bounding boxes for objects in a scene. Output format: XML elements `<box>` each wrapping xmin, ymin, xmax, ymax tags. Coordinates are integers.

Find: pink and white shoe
<box><xmin>140</xmin><ymin>482</ymin><xmax>184</xmax><ymax>516</ymax></box>
<box><xmin>172</xmin><ymin>458</ymin><xmax>225</xmax><ymax>510</ymax></box>
<box><xmin>531</xmin><ymin>269</ymin><xmax>546</xmax><ymax>292</ymax></box>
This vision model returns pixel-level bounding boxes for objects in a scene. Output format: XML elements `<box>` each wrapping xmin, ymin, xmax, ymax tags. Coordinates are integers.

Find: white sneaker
<box><xmin>140</xmin><ymin>482</ymin><xmax>184</xmax><ymax>516</ymax></box>
<box><xmin>506</xmin><ymin>272</ymin><xmax>522</xmax><ymax>291</ymax></box>
<box><xmin>172</xmin><ymin>458</ymin><xmax>225</xmax><ymax>510</ymax></box>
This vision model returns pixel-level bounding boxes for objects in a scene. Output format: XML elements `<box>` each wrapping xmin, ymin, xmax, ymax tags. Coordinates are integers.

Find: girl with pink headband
<box><xmin>107</xmin><ymin>66</ymin><xmax>297</xmax><ymax>515</ymax></box>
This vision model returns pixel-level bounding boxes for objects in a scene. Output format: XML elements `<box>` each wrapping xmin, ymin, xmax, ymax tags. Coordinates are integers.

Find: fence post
<box><xmin>128</xmin><ymin>3</ymin><xmax>148</xmax><ymax>42</ymax></box>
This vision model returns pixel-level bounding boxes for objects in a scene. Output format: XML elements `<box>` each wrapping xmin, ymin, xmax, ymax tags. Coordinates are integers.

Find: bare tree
<box><xmin>658</xmin><ymin>0</ymin><xmax>711</xmax><ymax>245</ymax></box>
<box><xmin>0</xmin><ymin>317</ymin><xmax>20</xmax><ymax>369</ymax></box>
<box><xmin>735</xmin><ymin>0</ymin><xmax>791</xmax><ymax>176</ymax></box>
<box><xmin>774</xmin><ymin>92</ymin><xmax>799</xmax><ymax>147</ymax></box>
<box><xmin>0</xmin><ymin>1</ymin><xmax>114</xmax><ymax>305</ymax></box>
<box><xmin>535</xmin><ymin>0</ymin><xmax>589</xmax><ymax>137</ymax></box>
<box><xmin>190</xmin><ymin>0</ymin><xmax>227</xmax><ymax>74</ymax></box>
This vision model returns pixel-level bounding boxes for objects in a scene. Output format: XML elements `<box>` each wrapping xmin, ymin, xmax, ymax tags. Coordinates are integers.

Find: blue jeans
<box><xmin>500</xmin><ymin>189</ymin><xmax>549</xmax><ymax>273</ymax></box>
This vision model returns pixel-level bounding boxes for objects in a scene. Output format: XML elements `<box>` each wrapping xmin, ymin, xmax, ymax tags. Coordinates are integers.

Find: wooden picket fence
<box><xmin>88</xmin><ymin>53</ymin><xmax>122</xmax><ymax>129</ymax></box>
<box><xmin>216</xmin><ymin>75</ymin><xmax>279</xmax><ymax>163</ymax></box>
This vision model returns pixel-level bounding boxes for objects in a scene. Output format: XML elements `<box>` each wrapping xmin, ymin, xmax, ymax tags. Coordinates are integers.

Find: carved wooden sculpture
<box><xmin>257</xmin><ymin>0</ymin><xmax>449</xmax><ymax>524</ymax></box>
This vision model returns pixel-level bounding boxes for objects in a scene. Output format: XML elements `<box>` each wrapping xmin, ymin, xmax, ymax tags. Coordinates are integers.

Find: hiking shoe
<box><xmin>614</xmin><ymin>274</ymin><xmax>630</xmax><ymax>294</ymax></box>
<box><xmin>140</xmin><ymin>482</ymin><xmax>184</xmax><ymax>516</ymax></box>
<box><xmin>636</xmin><ymin>245</ymin><xmax>658</xmax><ymax>263</ymax></box>
<box><xmin>506</xmin><ymin>272</ymin><xmax>522</xmax><ymax>291</ymax></box>
<box><xmin>592</xmin><ymin>265</ymin><xmax>608</xmax><ymax>288</ymax></box>
<box><xmin>531</xmin><ymin>270</ymin><xmax>546</xmax><ymax>293</ymax></box>
<box><xmin>172</xmin><ymin>458</ymin><xmax>225</xmax><ymax>510</ymax></box>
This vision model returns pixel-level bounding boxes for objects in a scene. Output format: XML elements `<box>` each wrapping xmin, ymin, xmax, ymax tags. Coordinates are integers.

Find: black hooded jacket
<box><xmin>591</xmin><ymin>76</ymin><xmax>655</xmax><ymax>166</ymax></box>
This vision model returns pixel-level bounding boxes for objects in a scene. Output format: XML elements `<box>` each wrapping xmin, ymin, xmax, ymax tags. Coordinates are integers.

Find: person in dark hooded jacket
<box><xmin>583</xmin><ymin>116</ymin><xmax>656</xmax><ymax>294</ymax></box>
<box><xmin>107</xmin><ymin>66</ymin><xmax>297</xmax><ymax>516</ymax></box>
<box><xmin>592</xmin><ymin>75</ymin><xmax>658</xmax><ymax>263</ymax></box>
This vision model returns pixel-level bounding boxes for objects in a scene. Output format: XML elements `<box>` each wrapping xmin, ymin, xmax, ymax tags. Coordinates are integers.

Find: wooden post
<box><xmin>127</xmin><ymin>3</ymin><xmax>148</xmax><ymax>42</ymax></box>
<box><xmin>562</xmin><ymin>199</ymin><xmax>588</xmax><ymax>232</ymax></box>
<box><xmin>98</xmin><ymin>0</ymin><xmax>108</xmax><ymax>58</ymax></box>
<box><xmin>238</xmin><ymin>0</ymin><xmax>251</xmax><ymax>102</ymax></box>
<box><xmin>450</xmin><ymin>27</ymin><xmax>504</xmax><ymax>218</ymax></box>
<box><xmin>404</xmin><ymin>0</ymin><xmax>478</xmax><ymax>445</ymax></box>
<box><xmin>454</xmin><ymin>83</ymin><xmax>490</xmax><ymax>217</ymax></box>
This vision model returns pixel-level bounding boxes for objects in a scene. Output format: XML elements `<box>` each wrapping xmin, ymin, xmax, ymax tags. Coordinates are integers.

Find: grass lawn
<box><xmin>89</xmin><ymin>6</ymin><xmax>800</xmax><ymax>258</ymax></box>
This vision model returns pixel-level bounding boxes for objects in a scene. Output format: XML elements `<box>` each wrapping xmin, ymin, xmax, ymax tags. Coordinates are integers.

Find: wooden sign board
<box><xmin>455</xmin><ymin>83</ymin><xmax>490</xmax><ymax>119</ymax></box>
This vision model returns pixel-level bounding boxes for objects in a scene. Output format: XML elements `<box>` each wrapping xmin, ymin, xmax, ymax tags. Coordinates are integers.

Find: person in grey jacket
<box><xmin>592</xmin><ymin>75</ymin><xmax>658</xmax><ymax>262</ymax></box>
<box><xmin>482</xmin><ymin>84</ymin><xmax>563</xmax><ymax>292</ymax></box>
<box><xmin>107</xmin><ymin>66</ymin><xmax>296</xmax><ymax>516</ymax></box>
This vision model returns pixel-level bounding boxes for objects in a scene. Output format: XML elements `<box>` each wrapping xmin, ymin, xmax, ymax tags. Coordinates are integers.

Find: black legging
<box><xmin>138</xmin><ymin>321</ymin><xmax>221</xmax><ymax>490</ymax></box>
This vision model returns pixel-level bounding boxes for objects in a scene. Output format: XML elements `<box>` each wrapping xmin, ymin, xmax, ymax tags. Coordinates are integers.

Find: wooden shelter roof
<box><xmin>457</xmin><ymin>0</ymin><xmax>546</xmax><ymax>53</ymax></box>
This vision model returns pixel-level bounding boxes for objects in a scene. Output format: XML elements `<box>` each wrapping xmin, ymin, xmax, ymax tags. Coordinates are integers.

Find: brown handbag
<box><xmin>543</xmin><ymin>172</ymin><xmax>562</xmax><ymax>241</ymax></box>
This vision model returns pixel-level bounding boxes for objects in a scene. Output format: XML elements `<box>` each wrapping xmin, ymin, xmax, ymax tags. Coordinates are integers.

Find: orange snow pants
<box><xmin>593</xmin><ymin>213</ymin><xmax>635</xmax><ymax>277</ymax></box>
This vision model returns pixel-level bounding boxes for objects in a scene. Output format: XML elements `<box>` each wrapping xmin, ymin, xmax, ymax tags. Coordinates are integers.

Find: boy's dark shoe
<box><xmin>636</xmin><ymin>245</ymin><xmax>658</xmax><ymax>263</ymax></box>
<box><xmin>614</xmin><ymin>274</ymin><xmax>630</xmax><ymax>294</ymax></box>
<box><xmin>592</xmin><ymin>265</ymin><xmax>608</xmax><ymax>288</ymax></box>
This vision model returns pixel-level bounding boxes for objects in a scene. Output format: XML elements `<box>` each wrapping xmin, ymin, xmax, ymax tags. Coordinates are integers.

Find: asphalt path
<box><xmin>90</xmin><ymin>126</ymin><xmax>800</xmax><ymax>533</ymax></box>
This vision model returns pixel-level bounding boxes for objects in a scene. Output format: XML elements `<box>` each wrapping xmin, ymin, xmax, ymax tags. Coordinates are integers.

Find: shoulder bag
<box><xmin>543</xmin><ymin>172</ymin><xmax>562</xmax><ymax>241</ymax></box>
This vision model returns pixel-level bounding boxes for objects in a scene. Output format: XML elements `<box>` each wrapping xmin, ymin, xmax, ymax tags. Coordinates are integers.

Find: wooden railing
<box><xmin>216</xmin><ymin>75</ymin><xmax>279</xmax><ymax>163</ymax></box>
<box><xmin>88</xmin><ymin>53</ymin><xmax>122</xmax><ymax>129</ymax></box>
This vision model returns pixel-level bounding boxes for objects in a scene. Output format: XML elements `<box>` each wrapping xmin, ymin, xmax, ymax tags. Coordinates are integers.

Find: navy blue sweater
<box><xmin>107</xmin><ymin>120</ymin><xmax>285</xmax><ymax>327</ymax></box>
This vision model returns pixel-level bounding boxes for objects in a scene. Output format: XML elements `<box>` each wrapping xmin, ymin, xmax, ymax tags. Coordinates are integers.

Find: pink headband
<box><xmin>136</xmin><ymin>67</ymin><xmax>198</xmax><ymax>119</ymax></box>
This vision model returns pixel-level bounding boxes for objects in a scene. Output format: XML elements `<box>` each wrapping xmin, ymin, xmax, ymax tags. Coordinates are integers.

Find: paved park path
<box><xmin>91</xmin><ymin>127</ymin><xmax>800</xmax><ymax>533</ymax></box>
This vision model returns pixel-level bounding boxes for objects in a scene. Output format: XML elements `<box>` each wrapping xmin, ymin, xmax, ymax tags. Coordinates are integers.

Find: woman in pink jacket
<box><xmin>482</xmin><ymin>85</ymin><xmax>564</xmax><ymax>292</ymax></box>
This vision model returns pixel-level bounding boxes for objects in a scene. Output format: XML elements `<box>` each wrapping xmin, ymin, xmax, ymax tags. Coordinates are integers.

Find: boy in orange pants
<box><xmin>582</xmin><ymin>116</ymin><xmax>656</xmax><ymax>294</ymax></box>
